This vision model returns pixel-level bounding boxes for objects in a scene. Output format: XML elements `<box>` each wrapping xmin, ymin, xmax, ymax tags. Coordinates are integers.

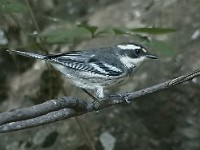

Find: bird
<box><xmin>7</xmin><ymin>42</ymin><xmax>158</xmax><ymax>99</ymax></box>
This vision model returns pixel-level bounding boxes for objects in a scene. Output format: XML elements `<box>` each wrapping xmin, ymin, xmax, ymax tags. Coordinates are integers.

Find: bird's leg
<box><xmin>81</xmin><ymin>88</ymin><xmax>100</xmax><ymax>111</ymax></box>
<box><xmin>81</xmin><ymin>88</ymin><xmax>99</xmax><ymax>102</ymax></box>
<box><xmin>81</xmin><ymin>86</ymin><xmax>106</xmax><ymax>111</ymax></box>
<box><xmin>96</xmin><ymin>87</ymin><xmax>104</xmax><ymax>99</ymax></box>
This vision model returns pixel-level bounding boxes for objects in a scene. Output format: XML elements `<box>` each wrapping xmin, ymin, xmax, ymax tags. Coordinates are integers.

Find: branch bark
<box><xmin>0</xmin><ymin>69</ymin><xmax>200</xmax><ymax>133</ymax></box>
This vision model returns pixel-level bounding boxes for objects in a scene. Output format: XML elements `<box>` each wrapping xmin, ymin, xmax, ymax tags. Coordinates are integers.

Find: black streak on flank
<box><xmin>86</xmin><ymin>56</ymin><xmax>98</xmax><ymax>63</ymax></box>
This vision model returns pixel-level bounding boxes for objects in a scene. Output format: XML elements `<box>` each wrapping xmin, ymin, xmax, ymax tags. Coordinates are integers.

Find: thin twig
<box><xmin>24</xmin><ymin>0</ymin><xmax>49</xmax><ymax>54</ymax></box>
<box><xmin>74</xmin><ymin>117</ymin><xmax>97</xmax><ymax>150</ymax></box>
<box><xmin>24</xmin><ymin>0</ymin><xmax>40</xmax><ymax>33</ymax></box>
<box><xmin>0</xmin><ymin>69</ymin><xmax>199</xmax><ymax>133</ymax></box>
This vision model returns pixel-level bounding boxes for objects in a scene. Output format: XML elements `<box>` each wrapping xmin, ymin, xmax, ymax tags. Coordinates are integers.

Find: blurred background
<box><xmin>0</xmin><ymin>0</ymin><xmax>200</xmax><ymax>150</ymax></box>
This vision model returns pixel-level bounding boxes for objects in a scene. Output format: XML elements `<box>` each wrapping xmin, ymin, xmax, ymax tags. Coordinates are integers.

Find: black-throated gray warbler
<box><xmin>7</xmin><ymin>42</ymin><xmax>157</xmax><ymax>99</ymax></box>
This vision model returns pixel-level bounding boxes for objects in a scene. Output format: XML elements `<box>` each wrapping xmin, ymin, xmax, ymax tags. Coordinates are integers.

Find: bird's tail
<box><xmin>7</xmin><ymin>50</ymin><xmax>46</xmax><ymax>60</ymax></box>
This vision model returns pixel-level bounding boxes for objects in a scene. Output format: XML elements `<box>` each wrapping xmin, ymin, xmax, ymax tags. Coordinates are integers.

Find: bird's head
<box><xmin>116</xmin><ymin>42</ymin><xmax>158</xmax><ymax>68</ymax></box>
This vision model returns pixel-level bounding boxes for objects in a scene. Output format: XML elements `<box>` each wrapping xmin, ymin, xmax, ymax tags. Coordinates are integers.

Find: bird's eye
<box><xmin>135</xmin><ymin>49</ymin><xmax>141</xmax><ymax>55</ymax></box>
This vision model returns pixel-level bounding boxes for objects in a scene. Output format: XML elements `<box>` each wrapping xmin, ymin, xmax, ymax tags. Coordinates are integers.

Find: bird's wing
<box><xmin>46</xmin><ymin>51</ymin><xmax>123</xmax><ymax>77</ymax></box>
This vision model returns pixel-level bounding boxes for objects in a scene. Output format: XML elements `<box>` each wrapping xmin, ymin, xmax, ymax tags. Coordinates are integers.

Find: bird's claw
<box><xmin>92</xmin><ymin>99</ymin><xmax>100</xmax><ymax>112</ymax></box>
<box><xmin>124</xmin><ymin>96</ymin><xmax>131</xmax><ymax>104</ymax></box>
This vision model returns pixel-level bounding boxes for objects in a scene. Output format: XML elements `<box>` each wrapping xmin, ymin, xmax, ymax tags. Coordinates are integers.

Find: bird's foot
<box><xmin>92</xmin><ymin>99</ymin><xmax>100</xmax><ymax>112</ymax></box>
<box><xmin>124</xmin><ymin>96</ymin><xmax>131</xmax><ymax>104</ymax></box>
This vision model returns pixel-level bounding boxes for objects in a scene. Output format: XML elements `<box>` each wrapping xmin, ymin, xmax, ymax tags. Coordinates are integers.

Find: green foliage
<box><xmin>37</xmin><ymin>24</ymin><xmax>176</xmax><ymax>56</ymax></box>
<box><xmin>0</xmin><ymin>0</ymin><xmax>176</xmax><ymax>57</ymax></box>
<box><xmin>78</xmin><ymin>24</ymin><xmax>98</xmax><ymax>37</ymax></box>
<box><xmin>112</xmin><ymin>28</ymin><xmax>176</xmax><ymax>57</ymax></box>
<box><xmin>0</xmin><ymin>0</ymin><xmax>27</xmax><ymax>14</ymax></box>
<box><xmin>113</xmin><ymin>27</ymin><xmax>176</xmax><ymax>35</ymax></box>
<box><xmin>113</xmin><ymin>28</ymin><xmax>128</xmax><ymax>35</ymax></box>
<box><xmin>46</xmin><ymin>16</ymin><xmax>70</xmax><ymax>24</ymax></box>
<box><xmin>130</xmin><ymin>27</ymin><xmax>176</xmax><ymax>34</ymax></box>
<box><xmin>78</xmin><ymin>23</ymin><xmax>111</xmax><ymax>38</ymax></box>
<box><xmin>39</xmin><ymin>27</ymin><xmax>91</xmax><ymax>44</ymax></box>
<box><xmin>149</xmin><ymin>39</ymin><xmax>177</xmax><ymax>57</ymax></box>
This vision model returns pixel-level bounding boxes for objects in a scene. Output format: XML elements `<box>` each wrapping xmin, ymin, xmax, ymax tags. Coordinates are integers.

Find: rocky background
<box><xmin>0</xmin><ymin>0</ymin><xmax>200</xmax><ymax>150</ymax></box>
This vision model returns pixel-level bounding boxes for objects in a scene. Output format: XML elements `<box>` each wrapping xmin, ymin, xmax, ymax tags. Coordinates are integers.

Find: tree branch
<box><xmin>0</xmin><ymin>69</ymin><xmax>200</xmax><ymax>133</ymax></box>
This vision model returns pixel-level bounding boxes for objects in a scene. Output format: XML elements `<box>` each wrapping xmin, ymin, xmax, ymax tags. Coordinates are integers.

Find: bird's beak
<box><xmin>145</xmin><ymin>53</ymin><xmax>158</xmax><ymax>59</ymax></box>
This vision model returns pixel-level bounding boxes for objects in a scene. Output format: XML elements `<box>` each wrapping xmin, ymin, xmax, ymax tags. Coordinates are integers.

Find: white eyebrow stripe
<box><xmin>103</xmin><ymin>63</ymin><xmax>122</xmax><ymax>72</ymax></box>
<box><xmin>117</xmin><ymin>44</ymin><xmax>141</xmax><ymax>50</ymax></box>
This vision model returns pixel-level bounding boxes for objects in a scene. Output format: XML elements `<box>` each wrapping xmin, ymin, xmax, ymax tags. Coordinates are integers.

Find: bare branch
<box><xmin>0</xmin><ymin>69</ymin><xmax>200</xmax><ymax>133</ymax></box>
